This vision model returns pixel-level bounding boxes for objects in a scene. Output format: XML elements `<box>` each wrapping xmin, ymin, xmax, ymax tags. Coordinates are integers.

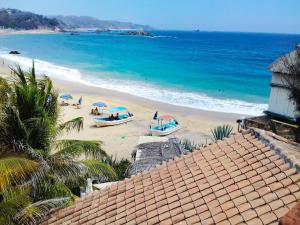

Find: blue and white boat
<box><xmin>94</xmin><ymin>106</ymin><xmax>134</xmax><ymax>127</ymax></box>
<box><xmin>150</xmin><ymin>114</ymin><xmax>180</xmax><ymax>136</ymax></box>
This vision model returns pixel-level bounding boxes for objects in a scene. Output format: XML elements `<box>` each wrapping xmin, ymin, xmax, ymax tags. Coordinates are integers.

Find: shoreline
<box><xmin>0</xmin><ymin>28</ymin><xmax>59</xmax><ymax>36</ymax></box>
<box><xmin>0</xmin><ymin>52</ymin><xmax>268</xmax><ymax>116</ymax></box>
<box><xmin>0</xmin><ymin>56</ymin><xmax>240</xmax><ymax>159</ymax></box>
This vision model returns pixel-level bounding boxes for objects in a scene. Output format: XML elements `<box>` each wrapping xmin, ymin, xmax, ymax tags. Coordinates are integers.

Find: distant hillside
<box><xmin>52</xmin><ymin>15</ymin><xmax>152</xmax><ymax>30</ymax></box>
<box><xmin>0</xmin><ymin>8</ymin><xmax>152</xmax><ymax>31</ymax></box>
<box><xmin>0</xmin><ymin>8</ymin><xmax>61</xmax><ymax>30</ymax></box>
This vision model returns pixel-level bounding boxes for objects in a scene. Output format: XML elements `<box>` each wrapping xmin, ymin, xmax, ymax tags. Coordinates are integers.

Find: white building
<box><xmin>267</xmin><ymin>45</ymin><xmax>300</xmax><ymax>122</ymax></box>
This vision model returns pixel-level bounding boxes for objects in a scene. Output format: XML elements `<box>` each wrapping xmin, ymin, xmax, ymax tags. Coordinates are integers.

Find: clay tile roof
<box><xmin>41</xmin><ymin>129</ymin><xmax>300</xmax><ymax>225</ymax></box>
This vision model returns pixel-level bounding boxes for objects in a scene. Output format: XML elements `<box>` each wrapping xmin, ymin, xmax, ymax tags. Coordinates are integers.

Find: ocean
<box><xmin>1</xmin><ymin>31</ymin><xmax>300</xmax><ymax>115</ymax></box>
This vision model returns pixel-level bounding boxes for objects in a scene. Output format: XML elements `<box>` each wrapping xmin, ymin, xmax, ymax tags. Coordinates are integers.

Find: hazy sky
<box><xmin>1</xmin><ymin>0</ymin><xmax>300</xmax><ymax>34</ymax></box>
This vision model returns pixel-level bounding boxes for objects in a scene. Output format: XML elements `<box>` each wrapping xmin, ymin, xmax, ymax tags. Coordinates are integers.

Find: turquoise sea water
<box><xmin>1</xmin><ymin>31</ymin><xmax>300</xmax><ymax>115</ymax></box>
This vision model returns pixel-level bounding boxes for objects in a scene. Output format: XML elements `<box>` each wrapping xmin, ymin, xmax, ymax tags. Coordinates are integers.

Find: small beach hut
<box><xmin>267</xmin><ymin>45</ymin><xmax>300</xmax><ymax>121</ymax></box>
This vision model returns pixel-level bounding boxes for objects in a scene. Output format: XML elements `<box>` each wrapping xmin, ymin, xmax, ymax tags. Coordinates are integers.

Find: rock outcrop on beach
<box><xmin>95</xmin><ymin>29</ymin><xmax>111</xmax><ymax>33</ymax></box>
<box><xmin>9</xmin><ymin>50</ymin><xmax>21</xmax><ymax>54</ymax></box>
<box><xmin>0</xmin><ymin>8</ymin><xmax>61</xmax><ymax>30</ymax></box>
<box><xmin>121</xmin><ymin>30</ymin><xmax>153</xmax><ymax>37</ymax></box>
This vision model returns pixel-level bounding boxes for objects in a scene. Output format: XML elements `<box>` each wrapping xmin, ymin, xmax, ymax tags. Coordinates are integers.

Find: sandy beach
<box><xmin>0</xmin><ymin>28</ymin><xmax>58</xmax><ymax>36</ymax></box>
<box><xmin>0</xmin><ymin>57</ymin><xmax>240</xmax><ymax>160</ymax></box>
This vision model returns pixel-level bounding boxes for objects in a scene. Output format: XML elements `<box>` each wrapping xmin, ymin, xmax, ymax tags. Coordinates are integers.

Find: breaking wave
<box><xmin>0</xmin><ymin>52</ymin><xmax>267</xmax><ymax>116</ymax></box>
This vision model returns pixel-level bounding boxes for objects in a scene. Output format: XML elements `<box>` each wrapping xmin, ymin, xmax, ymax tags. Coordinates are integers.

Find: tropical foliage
<box><xmin>179</xmin><ymin>139</ymin><xmax>204</xmax><ymax>152</ymax></box>
<box><xmin>281</xmin><ymin>45</ymin><xmax>300</xmax><ymax>142</ymax></box>
<box><xmin>0</xmin><ymin>63</ymin><xmax>122</xmax><ymax>225</ymax></box>
<box><xmin>211</xmin><ymin>124</ymin><xmax>233</xmax><ymax>141</ymax></box>
<box><xmin>102</xmin><ymin>156</ymin><xmax>131</xmax><ymax>179</ymax></box>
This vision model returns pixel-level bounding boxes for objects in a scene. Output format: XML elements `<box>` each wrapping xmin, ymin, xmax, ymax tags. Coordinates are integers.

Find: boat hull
<box><xmin>151</xmin><ymin>125</ymin><xmax>181</xmax><ymax>136</ymax></box>
<box><xmin>94</xmin><ymin>116</ymin><xmax>134</xmax><ymax>127</ymax></box>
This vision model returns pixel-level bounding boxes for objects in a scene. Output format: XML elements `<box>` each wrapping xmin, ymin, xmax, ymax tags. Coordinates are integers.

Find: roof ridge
<box><xmin>250</xmin><ymin>128</ymin><xmax>300</xmax><ymax>173</ymax></box>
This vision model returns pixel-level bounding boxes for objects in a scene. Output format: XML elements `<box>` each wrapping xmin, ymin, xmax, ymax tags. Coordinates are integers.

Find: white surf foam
<box><xmin>0</xmin><ymin>52</ymin><xmax>268</xmax><ymax>116</ymax></box>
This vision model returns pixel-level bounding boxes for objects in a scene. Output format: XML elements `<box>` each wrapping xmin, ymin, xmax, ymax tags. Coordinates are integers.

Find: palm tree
<box><xmin>0</xmin><ymin>63</ymin><xmax>118</xmax><ymax>225</ymax></box>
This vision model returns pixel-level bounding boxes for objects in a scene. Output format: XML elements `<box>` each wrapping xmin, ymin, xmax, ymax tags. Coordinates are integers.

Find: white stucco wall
<box><xmin>268</xmin><ymin>73</ymin><xmax>297</xmax><ymax>119</ymax></box>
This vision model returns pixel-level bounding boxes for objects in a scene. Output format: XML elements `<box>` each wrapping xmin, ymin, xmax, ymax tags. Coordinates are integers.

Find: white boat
<box><xmin>94</xmin><ymin>106</ymin><xmax>134</xmax><ymax>127</ymax></box>
<box><xmin>150</xmin><ymin>114</ymin><xmax>180</xmax><ymax>136</ymax></box>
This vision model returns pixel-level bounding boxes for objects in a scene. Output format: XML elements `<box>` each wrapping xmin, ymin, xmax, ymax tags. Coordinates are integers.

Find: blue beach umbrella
<box><xmin>107</xmin><ymin>106</ymin><xmax>127</xmax><ymax>113</ymax></box>
<box><xmin>92</xmin><ymin>102</ymin><xmax>107</xmax><ymax>107</ymax></box>
<box><xmin>60</xmin><ymin>94</ymin><xmax>73</xmax><ymax>100</ymax></box>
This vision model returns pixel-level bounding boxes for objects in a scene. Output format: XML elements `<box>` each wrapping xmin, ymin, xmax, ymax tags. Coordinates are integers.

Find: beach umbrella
<box><xmin>107</xmin><ymin>106</ymin><xmax>127</xmax><ymax>113</ymax></box>
<box><xmin>153</xmin><ymin>111</ymin><xmax>158</xmax><ymax>120</ymax></box>
<box><xmin>159</xmin><ymin>114</ymin><xmax>174</xmax><ymax>120</ymax></box>
<box><xmin>60</xmin><ymin>94</ymin><xmax>73</xmax><ymax>100</ymax></box>
<box><xmin>92</xmin><ymin>102</ymin><xmax>107</xmax><ymax>107</ymax></box>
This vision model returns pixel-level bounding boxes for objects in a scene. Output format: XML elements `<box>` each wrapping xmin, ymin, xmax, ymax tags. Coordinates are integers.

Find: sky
<box><xmin>1</xmin><ymin>0</ymin><xmax>300</xmax><ymax>34</ymax></box>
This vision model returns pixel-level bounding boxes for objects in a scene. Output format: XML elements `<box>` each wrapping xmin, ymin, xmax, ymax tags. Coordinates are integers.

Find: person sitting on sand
<box><xmin>91</xmin><ymin>107</ymin><xmax>100</xmax><ymax>115</ymax></box>
<box><xmin>60</xmin><ymin>101</ymin><xmax>69</xmax><ymax>106</ymax></box>
<box><xmin>91</xmin><ymin>108</ymin><xmax>95</xmax><ymax>115</ymax></box>
<box><xmin>95</xmin><ymin>107</ymin><xmax>99</xmax><ymax>115</ymax></box>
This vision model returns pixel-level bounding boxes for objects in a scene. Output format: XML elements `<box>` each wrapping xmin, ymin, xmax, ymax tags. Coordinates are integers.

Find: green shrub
<box><xmin>211</xmin><ymin>124</ymin><xmax>233</xmax><ymax>142</ymax></box>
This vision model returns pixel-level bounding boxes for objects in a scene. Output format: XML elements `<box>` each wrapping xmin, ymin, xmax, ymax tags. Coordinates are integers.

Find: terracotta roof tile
<box><xmin>41</xmin><ymin>130</ymin><xmax>300</xmax><ymax>225</ymax></box>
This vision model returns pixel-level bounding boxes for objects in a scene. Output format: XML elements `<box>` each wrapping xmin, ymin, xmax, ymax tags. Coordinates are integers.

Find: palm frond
<box><xmin>58</xmin><ymin>117</ymin><xmax>84</xmax><ymax>134</ymax></box>
<box><xmin>81</xmin><ymin>160</ymin><xmax>117</xmax><ymax>181</ymax></box>
<box><xmin>26</xmin><ymin>61</ymin><xmax>37</xmax><ymax>87</ymax></box>
<box><xmin>53</xmin><ymin>139</ymin><xmax>107</xmax><ymax>159</ymax></box>
<box><xmin>0</xmin><ymin>77</ymin><xmax>10</xmax><ymax>104</ymax></box>
<box><xmin>15</xmin><ymin>197</ymin><xmax>70</xmax><ymax>225</ymax></box>
<box><xmin>48</xmin><ymin>155</ymin><xmax>85</xmax><ymax>180</ymax></box>
<box><xmin>0</xmin><ymin>157</ymin><xmax>39</xmax><ymax>192</ymax></box>
<box><xmin>0</xmin><ymin>187</ymin><xmax>31</xmax><ymax>225</ymax></box>
<box><xmin>27</xmin><ymin>60</ymin><xmax>37</xmax><ymax>86</ymax></box>
<box><xmin>10</xmin><ymin>141</ymin><xmax>50</xmax><ymax>171</ymax></box>
<box><xmin>25</xmin><ymin>115</ymin><xmax>56</xmax><ymax>151</ymax></box>
<box><xmin>31</xmin><ymin>172</ymin><xmax>76</xmax><ymax>201</ymax></box>
<box><xmin>102</xmin><ymin>156</ymin><xmax>130</xmax><ymax>180</ymax></box>
<box><xmin>1</xmin><ymin>106</ymin><xmax>29</xmax><ymax>145</ymax></box>
<box><xmin>10</xmin><ymin>64</ymin><xmax>27</xmax><ymax>85</ymax></box>
<box><xmin>38</xmin><ymin>76</ymin><xmax>58</xmax><ymax>115</ymax></box>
